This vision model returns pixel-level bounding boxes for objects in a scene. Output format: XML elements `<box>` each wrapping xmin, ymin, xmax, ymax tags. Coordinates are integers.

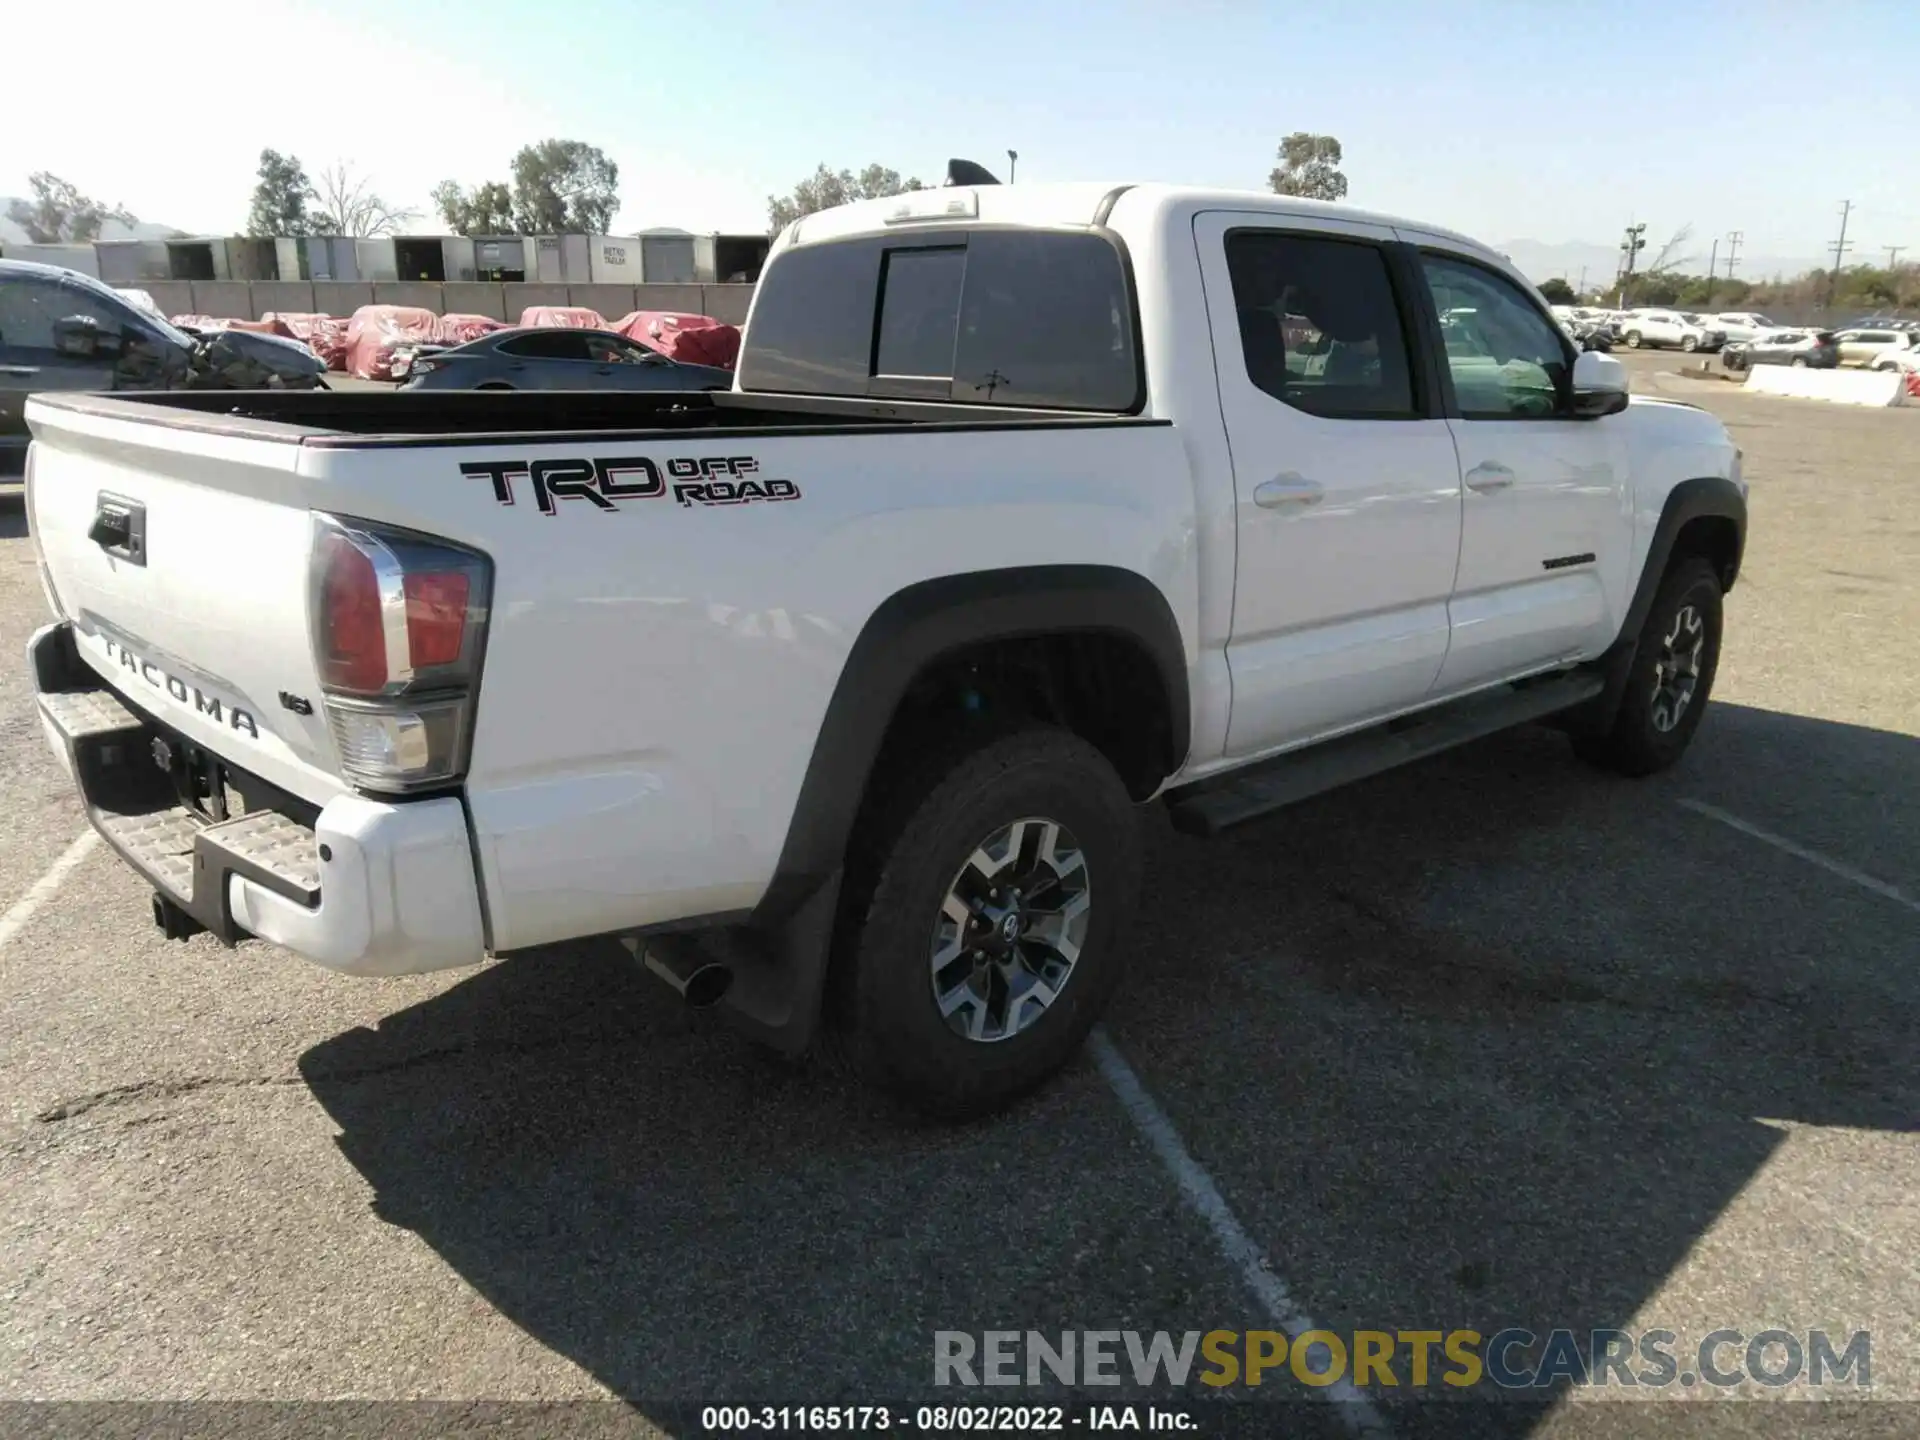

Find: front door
<box><xmin>1194</xmin><ymin>212</ymin><xmax>1463</xmax><ymax>757</ymax></box>
<box><xmin>1414</xmin><ymin>249</ymin><xmax>1629</xmax><ymax>694</ymax></box>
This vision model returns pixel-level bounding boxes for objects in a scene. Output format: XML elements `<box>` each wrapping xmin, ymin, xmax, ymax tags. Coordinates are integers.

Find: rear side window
<box><xmin>500</xmin><ymin>331</ymin><xmax>591</xmax><ymax>360</ymax></box>
<box><xmin>739</xmin><ymin>228</ymin><xmax>1139</xmax><ymax>411</ymax></box>
<box><xmin>1223</xmin><ymin>230</ymin><xmax>1417</xmax><ymax>419</ymax></box>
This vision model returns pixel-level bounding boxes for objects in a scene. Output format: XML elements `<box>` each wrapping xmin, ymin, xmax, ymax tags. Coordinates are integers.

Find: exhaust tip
<box><xmin>680</xmin><ymin>962</ymin><xmax>733</xmax><ymax>1010</ymax></box>
<box><xmin>638</xmin><ymin>940</ymin><xmax>733</xmax><ymax>1010</ymax></box>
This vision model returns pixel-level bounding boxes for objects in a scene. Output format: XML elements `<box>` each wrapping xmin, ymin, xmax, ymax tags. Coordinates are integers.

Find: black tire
<box><xmin>1573</xmin><ymin>557</ymin><xmax>1723</xmax><ymax>777</ymax></box>
<box><xmin>476</xmin><ymin>381</ymin><xmax>515</xmax><ymax>391</ymax></box>
<box><xmin>1790</xmin><ymin>356</ymin><xmax>1808</xmax><ymax>368</ymax></box>
<box><xmin>1681</xmin><ymin>335</ymin><xmax>1699</xmax><ymax>353</ymax></box>
<box><xmin>835</xmin><ymin>727</ymin><xmax>1141</xmax><ymax>1119</ymax></box>
<box><xmin>1626</xmin><ymin>331</ymin><xmax>1643</xmax><ymax>349</ymax></box>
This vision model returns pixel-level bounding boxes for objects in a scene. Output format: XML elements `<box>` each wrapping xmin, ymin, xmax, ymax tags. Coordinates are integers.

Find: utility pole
<box><xmin>1616</xmin><ymin>221</ymin><xmax>1647</xmax><ymax>307</ymax></box>
<box><xmin>1885</xmin><ymin>244</ymin><xmax>1905</xmax><ymax>269</ymax></box>
<box><xmin>1007</xmin><ymin>150</ymin><xmax>1018</xmax><ymax>183</ymax></box>
<box><xmin>1577</xmin><ymin>264</ymin><xmax>1588</xmax><ymax>297</ymax></box>
<box><xmin>1724</xmin><ymin>230</ymin><xmax>1743</xmax><ymax>285</ymax></box>
<box><xmin>1828</xmin><ymin>200</ymin><xmax>1853</xmax><ymax>307</ymax></box>
<box><xmin>1704</xmin><ymin>236</ymin><xmax>1719</xmax><ymax>308</ymax></box>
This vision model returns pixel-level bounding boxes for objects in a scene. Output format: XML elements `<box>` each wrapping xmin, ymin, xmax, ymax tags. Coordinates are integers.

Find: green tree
<box><xmin>431</xmin><ymin>179</ymin><xmax>517</xmax><ymax>235</ymax></box>
<box><xmin>4</xmin><ymin>171</ymin><xmax>136</xmax><ymax>243</ymax></box>
<box><xmin>1268</xmin><ymin>133</ymin><xmax>1347</xmax><ymax>202</ymax></box>
<box><xmin>1537</xmin><ymin>277</ymin><xmax>1576</xmax><ymax>304</ymax></box>
<box><xmin>509</xmin><ymin>139</ymin><xmax>620</xmax><ymax>234</ymax></box>
<box><xmin>245</xmin><ymin>149</ymin><xmax>314</xmax><ymax>237</ymax></box>
<box><xmin>766</xmin><ymin>162</ymin><xmax>925</xmax><ymax>234</ymax></box>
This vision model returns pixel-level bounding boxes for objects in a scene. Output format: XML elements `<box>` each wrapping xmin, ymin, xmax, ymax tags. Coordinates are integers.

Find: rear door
<box><xmin>1411</xmin><ymin>246</ymin><xmax>1628</xmax><ymax>692</ymax></box>
<box><xmin>1193</xmin><ymin>211</ymin><xmax>1463</xmax><ymax>755</ymax></box>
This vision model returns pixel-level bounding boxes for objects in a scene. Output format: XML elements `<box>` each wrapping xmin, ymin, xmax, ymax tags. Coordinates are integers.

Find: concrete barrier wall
<box><xmin>440</xmin><ymin>283</ymin><xmax>507</xmax><ymax>320</ymax></box>
<box><xmin>633</xmin><ymin>283</ymin><xmax>706</xmax><ymax>315</ymax></box>
<box><xmin>503</xmin><ymin>283</ymin><xmax>572</xmax><ymax>320</ymax></box>
<box><xmin>191</xmin><ymin>281</ymin><xmax>252</xmax><ymax>320</ymax></box>
<box><xmin>252</xmin><ymin>280</ymin><xmax>316</xmax><ymax>316</ymax></box>
<box><xmin>123</xmin><ymin>278</ymin><xmax>758</xmax><ymax>324</ymax></box>
<box><xmin>701</xmin><ymin>284</ymin><xmax>754</xmax><ymax>325</ymax></box>
<box><xmin>147</xmin><ymin>281</ymin><xmax>195</xmax><ymax>318</ymax></box>
<box><xmin>1743</xmin><ymin>366</ymin><xmax>1907</xmax><ymax>406</ymax></box>
<box><xmin>373</xmin><ymin>282</ymin><xmax>446</xmax><ymax>312</ymax></box>
<box><xmin>313</xmin><ymin>281</ymin><xmax>375</xmax><ymax>317</ymax></box>
<box><xmin>568</xmin><ymin>284</ymin><xmax>638</xmax><ymax>319</ymax></box>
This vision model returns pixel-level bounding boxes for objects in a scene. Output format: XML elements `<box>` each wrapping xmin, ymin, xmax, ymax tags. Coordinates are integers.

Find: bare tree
<box><xmin>1643</xmin><ymin>224</ymin><xmax>1696</xmax><ymax>278</ymax></box>
<box><xmin>309</xmin><ymin>162</ymin><xmax>415</xmax><ymax>236</ymax></box>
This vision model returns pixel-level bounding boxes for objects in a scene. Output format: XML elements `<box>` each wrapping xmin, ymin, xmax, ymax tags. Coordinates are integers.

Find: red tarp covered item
<box><xmin>344</xmin><ymin>305</ymin><xmax>440</xmax><ymax>381</ymax></box>
<box><xmin>610</xmin><ymin>310</ymin><xmax>742</xmax><ymax>369</ymax></box>
<box><xmin>263</xmin><ymin>311</ymin><xmax>352</xmax><ymax>368</ymax></box>
<box><xmin>436</xmin><ymin>313</ymin><xmax>506</xmax><ymax>346</ymax></box>
<box><xmin>264</xmin><ymin>312</ymin><xmax>326</xmax><ymax>342</ymax></box>
<box><xmin>171</xmin><ymin>315</ymin><xmax>278</xmax><ymax>334</ymax></box>
<box><xmin>306</xmin><ymin>316</ymin><xmax>351</xmax><ymax>370</ymax></box>
<box><xmin>519</xmin><ymin>305</ymin><xmax>607</xmax><ymax>330</ymax></box>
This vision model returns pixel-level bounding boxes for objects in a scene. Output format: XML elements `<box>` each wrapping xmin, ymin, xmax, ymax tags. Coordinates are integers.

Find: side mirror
<box><xmin>1570</xmin><ymin>350</ymin><xmax>1629</xmax><ymax>418</ymax></box>
<box><xmin>53</xmin><ymin>315</ymin><xmax>102</xmax><ymax>359</ymax></box>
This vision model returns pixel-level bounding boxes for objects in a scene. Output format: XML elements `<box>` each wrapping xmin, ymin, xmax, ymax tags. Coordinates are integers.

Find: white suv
<box><xmin>1832</xmin><ymin>327</ymin><xmax>1920</xmax><ymax>368</ymax></box>
<box><xmin>1620</xmin><ymin>309</ymin><xmax>1717</xmax><ymax>352</ymax></box>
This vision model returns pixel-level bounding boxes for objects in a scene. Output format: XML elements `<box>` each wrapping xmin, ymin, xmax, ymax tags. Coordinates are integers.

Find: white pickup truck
<box><xmin>24</xmin><ymin>180</ymin><xmax>1747</xmax><ymax>1116</ymax></box>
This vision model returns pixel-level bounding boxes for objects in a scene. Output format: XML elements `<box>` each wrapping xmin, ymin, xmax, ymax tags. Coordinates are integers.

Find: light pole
<box><xmin>1007</xmin><ymin>150</ymin><xmax>1018</xmax><ymax>183</ymax></box>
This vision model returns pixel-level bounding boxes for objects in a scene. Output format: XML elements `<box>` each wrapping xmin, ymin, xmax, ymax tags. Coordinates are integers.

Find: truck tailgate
<box><xmin>27</xmin><ymin>400</ymin><xmax>345</xmax><ymax>806</ymax></box>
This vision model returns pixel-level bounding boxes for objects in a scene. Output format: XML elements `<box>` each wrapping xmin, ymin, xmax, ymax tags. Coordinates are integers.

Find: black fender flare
<box><xmin>751</xmin><ymin>563</ymin><xmax>1190</xmax><ymax>928</ymax></box>
<box><xmin>1621</xmin><ymin>475</ymin><xmax>1747</xmax><ymax>638</ymax></box>
<box><xmin>1574</xmin><ymin>475</ymin><xmax>1746</xmax><ymax>733</ymax></box>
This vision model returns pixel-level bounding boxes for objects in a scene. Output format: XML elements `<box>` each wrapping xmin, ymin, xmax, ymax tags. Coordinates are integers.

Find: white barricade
<box><xmin>1742</xmin><ymin>366</ymin><xmax>1908</xmax><ymax>407</ymax></box>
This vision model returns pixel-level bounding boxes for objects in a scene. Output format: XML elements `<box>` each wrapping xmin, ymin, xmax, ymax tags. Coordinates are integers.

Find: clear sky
<box><xmin>6</xmin><ymin>0</ymin><xmax>1919</xmax><ymax>270</ymax></box>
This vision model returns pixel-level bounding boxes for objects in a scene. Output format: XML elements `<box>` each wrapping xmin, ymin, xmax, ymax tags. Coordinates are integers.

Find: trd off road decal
<box><xmin>460</xmin><ymin>456</ymin><xmax>801</xmax><ymax>516</ymax></box>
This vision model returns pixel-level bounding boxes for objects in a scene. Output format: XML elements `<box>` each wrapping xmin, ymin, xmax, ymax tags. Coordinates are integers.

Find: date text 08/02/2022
<box><xmin>700</xmin><ymin>1405</ymin><xmax>1194</xmax><ymax>1432</ymax></box>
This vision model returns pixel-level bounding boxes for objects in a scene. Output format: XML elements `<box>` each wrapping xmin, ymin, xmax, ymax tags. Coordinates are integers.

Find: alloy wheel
<box><xmin>929</xmin><ymin>817</ymin><xmax>1091</xmax><ymax>1043</ymax></box>
<box><xmin>1650</xmin><ymin>604</ymin><xmax>1705</xmax><ymax>733</ymax></box>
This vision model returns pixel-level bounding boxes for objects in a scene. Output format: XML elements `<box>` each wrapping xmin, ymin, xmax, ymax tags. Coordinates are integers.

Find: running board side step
<box><xmin>1164</xmin><ymin>672</ymin><xmax>1605</xmax><ymax>838</ymax></box>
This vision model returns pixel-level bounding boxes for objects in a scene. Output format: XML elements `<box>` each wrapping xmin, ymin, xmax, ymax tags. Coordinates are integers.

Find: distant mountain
<box><xmin>0</xmin><ymin>200</ymin><xmax>188</xmax><ymax>247</ymax></box>
<box><xmin>1498</xmin><ymin>238</ymin><xmax>1829</xmax><ymax>288</ymax></box>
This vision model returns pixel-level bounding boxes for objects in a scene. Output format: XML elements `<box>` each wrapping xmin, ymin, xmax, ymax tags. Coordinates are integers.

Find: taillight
<box><xmin>309</xmin><ymin>514</ymin><xmax>491</xmax><ymax>794</ymax></box>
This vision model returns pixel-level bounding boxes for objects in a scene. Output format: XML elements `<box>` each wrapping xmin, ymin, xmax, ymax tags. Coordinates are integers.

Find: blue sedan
<box><xmin>401</xmin><ymin>326</ymin><xmax>734</xmax><ymax>392</ymax></box>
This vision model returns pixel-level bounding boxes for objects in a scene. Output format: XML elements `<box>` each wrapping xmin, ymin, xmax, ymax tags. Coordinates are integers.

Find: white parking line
<box><xmin>1091</xmin><ymin>1028</ymin><xmax>1392</xmax><ymax>1437</ymax></box>
<box><xmin>1677</xmin><ymin>799</ymin><xmax>1920</xmax><ymax>916</ymax></box>
<box><xmin>0</xmin><ymin>830</ymin><xmax>98</xmax><ymax>953</ymax></box>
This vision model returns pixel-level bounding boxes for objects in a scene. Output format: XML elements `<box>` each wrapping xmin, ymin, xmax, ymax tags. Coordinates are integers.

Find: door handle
<box><xmin>1465</xmin><ymin>461</ymin><xmax>1516</xmax><ymax>493</ymax></box>
<box><xmin>1253</xmin><ymin>476</ymin><xmax>1324</xmax><ymax>509</ymax></box>
<box><xmin>0</xmin><ymin>365</ymin><xmax>39</xmax><ymax>377</ymax></box>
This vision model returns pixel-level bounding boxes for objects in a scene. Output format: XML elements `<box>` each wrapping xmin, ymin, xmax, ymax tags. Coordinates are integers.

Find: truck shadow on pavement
<box><xmin>300</xmin><ymin>702</ymin><xmax>1918</xmax><ymax>1438</ymax></box>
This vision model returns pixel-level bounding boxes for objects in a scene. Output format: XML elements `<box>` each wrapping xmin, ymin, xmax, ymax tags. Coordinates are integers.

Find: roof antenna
<box><xmin>945</xmin><ymin>158</ymin><xmax>1001</xmax><ymax>187</ymax></box>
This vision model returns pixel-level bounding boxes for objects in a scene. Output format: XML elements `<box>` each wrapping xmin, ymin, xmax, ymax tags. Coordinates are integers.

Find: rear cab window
<box><xmin>739</xmin><ymin>227</ymin><xmax>1141</xmax><ymax>411</ymax></box>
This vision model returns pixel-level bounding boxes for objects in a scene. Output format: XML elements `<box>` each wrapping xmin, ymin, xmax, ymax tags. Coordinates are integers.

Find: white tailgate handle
<box><xmin>1253</xmin><ymin>475</ymin><xmax>1324</xmax><ymax>510</ymax></box>
<box><xmin>1465</xmin><ymin>461</ymin><xmax>1516</xmax><ymax>493</ymax></box>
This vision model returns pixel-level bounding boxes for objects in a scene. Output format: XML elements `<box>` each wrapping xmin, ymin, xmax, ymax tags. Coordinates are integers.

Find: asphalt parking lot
<box><xmin>2</xmin><ymin>351</ymin><xmax>1917</xmax><ymax>1439</ymax></box>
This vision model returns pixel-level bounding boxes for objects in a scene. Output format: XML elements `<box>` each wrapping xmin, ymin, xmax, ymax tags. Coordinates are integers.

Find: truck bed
<box><xmin>28</xmin><ymin>388</ymin><xmax>1159</xmax><ymax>448</ymax></box>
